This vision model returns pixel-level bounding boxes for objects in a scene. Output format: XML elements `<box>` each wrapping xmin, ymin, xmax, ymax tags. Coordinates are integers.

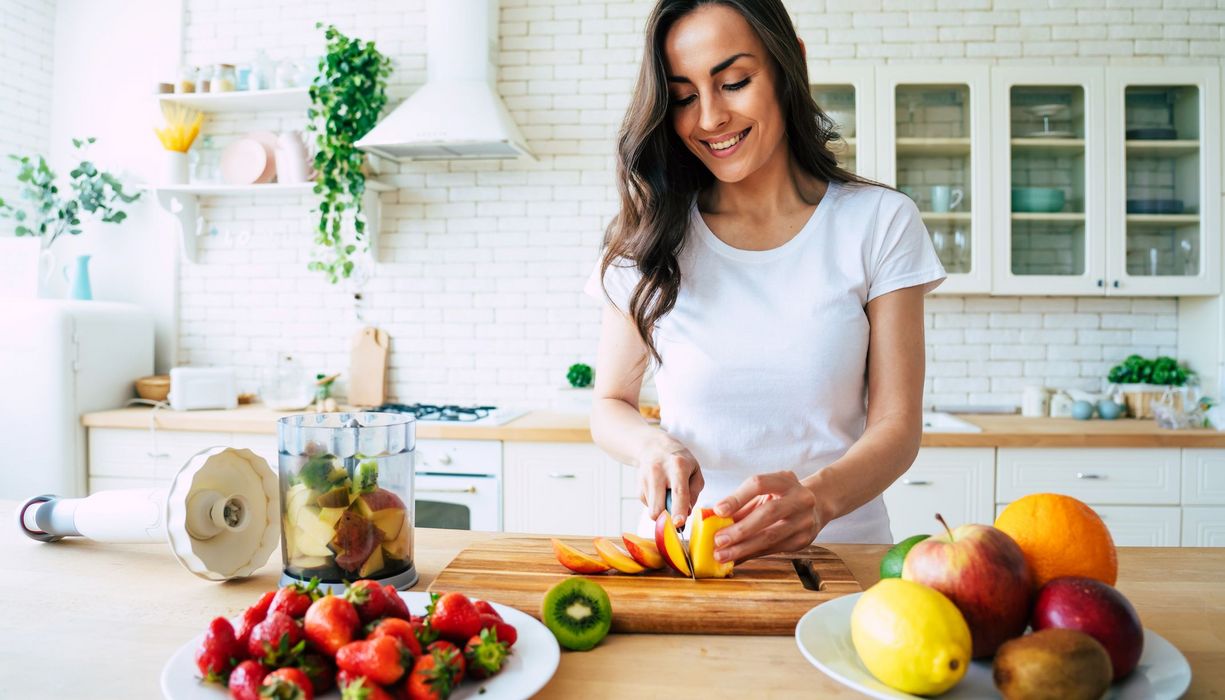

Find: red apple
<box><xmin>901</xmin><ymin>514</ymin><xmax>1034</xmax><ymax>658</ymax></box>
<box><xmin>1032</xmin><ymin>576</ymin><xmax>1144</xmax><ymax>681</ymax></box>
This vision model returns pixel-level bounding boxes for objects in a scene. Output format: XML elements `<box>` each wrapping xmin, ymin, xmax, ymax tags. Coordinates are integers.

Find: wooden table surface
<box><xmin>3</xmin><ymin>501</ymin><xmax>1223</xmax><ymax>698</ymax></box>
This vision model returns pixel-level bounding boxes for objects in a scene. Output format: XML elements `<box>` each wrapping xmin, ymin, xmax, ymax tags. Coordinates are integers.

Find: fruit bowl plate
<box><xmin>795</xmin><ymin>592</ymin><xmax>1191</xmax><ymax>699</ymax></box>
<box><xmin>161</xmin><ymin>592</ymin><xmax>560</xmax><ymax>700</ymax></box>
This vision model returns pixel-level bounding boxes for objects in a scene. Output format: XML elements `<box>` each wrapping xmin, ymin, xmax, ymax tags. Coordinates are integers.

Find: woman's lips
<box><xmin>703</xmin><ymin>127</ymin><xmax>750</xmax><ymax>158</ymax></box>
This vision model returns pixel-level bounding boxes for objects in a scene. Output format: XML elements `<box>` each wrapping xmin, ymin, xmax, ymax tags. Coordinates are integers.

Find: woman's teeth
<box><xmin>709</xmin><ymin>129</ymin><xmax>748</xmax><ymax>151</ymax></box>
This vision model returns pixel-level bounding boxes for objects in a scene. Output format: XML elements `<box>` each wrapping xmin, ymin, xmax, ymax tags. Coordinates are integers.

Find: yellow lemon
<box><xmin>850</xmin><ymin>578</ymin><xmax>972</xmax><ymax>696</ymax></box>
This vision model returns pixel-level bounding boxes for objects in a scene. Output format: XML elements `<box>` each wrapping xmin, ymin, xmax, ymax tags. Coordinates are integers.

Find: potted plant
<box><xmin>0</xmin><ymin>137</ymin><xmax>141</xmax><ymax>296</ymax></box>
<box><xmin>307</xmin><ymin>23</ymin><xmax>393</xmax><ymax>283</ymax></box>
<box><xmin>557</xmin><ymin>362</ymin><xmax>595</xmax><ymax>413</ymax></box>
<box><xmin>1107</xmin><ymin>354</ymin><xmax>1194</xmax><ymax>419</ymax></box>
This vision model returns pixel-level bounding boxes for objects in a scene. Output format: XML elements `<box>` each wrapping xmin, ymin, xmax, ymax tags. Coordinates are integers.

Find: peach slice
<box><xmin>689</xmin><ymin>508</ymin><xmax>735</xmax><ymax>579</ymax></box>
<box><xmin>593</xmin><ymin>537</ymin><xmax>646</xmax><ymax>574</ymax></box>
<box><xmin>621</xmin><ymin>532</ymin><xmax>664</xmax><ymax>570</ymax></box>
<box><xmin>654</xmin><ymin>510</ymin><xmax>691</xmax><ymax>577</ymax></box>
<box><xmin>551</xmin><ymin>538</ymin><xmax>611</xmax><ymax>574</ymax></box>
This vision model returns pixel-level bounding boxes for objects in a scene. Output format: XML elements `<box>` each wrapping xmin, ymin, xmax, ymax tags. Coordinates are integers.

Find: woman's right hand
<box><xmin>636</xmin><ymin>440</ymin><xmax>704</xmax><ymax>527</ymax></box>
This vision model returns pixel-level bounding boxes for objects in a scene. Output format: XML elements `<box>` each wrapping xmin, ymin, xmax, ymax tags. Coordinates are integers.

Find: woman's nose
<box><xmin>698</xmin><ymin>94</ymin><xmax>730</xmax><ymax>134</ymax></box>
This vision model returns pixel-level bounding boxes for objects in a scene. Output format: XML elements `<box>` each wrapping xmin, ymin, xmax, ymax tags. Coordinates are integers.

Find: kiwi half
<box><xmin>541</xmin><ymin>578</ymin><xmax>612</xmax><ymax>651</ymax></box>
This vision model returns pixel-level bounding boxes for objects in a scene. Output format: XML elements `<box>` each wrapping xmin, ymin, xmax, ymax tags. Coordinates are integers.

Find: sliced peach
<box><xmin>690</xmin><ymin>511</ymin><xmax>735</xmax><ymax>579</ymax></box>
<box><xmin>654</xmin><ymin>510</ymin><xmax>691</xmax><ymax>577</ymax></box>
<box><xmin>621</xmin><ymin>532</ymin><xmax>664</xmax><ymax>570</ymax></box>
<box><xmin>593</xmin><ymin>537</ymin><xmax>646</xmax><ymax>574</ymax></box>
<box><xmin>551</xmin><ymin>538</ymin><xmax>611</xmax><ymax>574</ymax></box>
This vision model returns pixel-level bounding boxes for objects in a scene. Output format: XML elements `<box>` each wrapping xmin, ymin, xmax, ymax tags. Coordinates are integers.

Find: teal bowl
<box><xmin>1012</xmin><ymin>187</ymin><xmax>1066</xmax><ymax>213</ymax></box>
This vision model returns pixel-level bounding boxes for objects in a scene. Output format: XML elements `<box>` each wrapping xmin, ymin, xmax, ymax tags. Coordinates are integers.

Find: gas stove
<box><xmin>374</xmin><ymin>403</ymin><xmax>526</xmax><ymax>426</ymax></box>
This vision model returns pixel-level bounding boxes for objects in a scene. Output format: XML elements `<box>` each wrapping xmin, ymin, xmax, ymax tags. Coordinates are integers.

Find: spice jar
<box><xmin>176</xmin><ymin>66</ymin><xmax>196</xmax><ymax>94</ymax></box>
<box><xmin>197</xmin><ymin>64</ymin><xmax>214</xmax><ymax>93</ymax></box>
<box><xmin>211</xmin><ymin>63</ymin><xmax>237</xmax><ymax>93</ymax></box>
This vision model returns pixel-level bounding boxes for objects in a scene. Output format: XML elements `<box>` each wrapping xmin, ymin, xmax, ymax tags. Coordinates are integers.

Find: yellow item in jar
<box><xmin>154</xmin><ymin>102</ymin><xmax>204</xmax><ymax>153</ymax></box>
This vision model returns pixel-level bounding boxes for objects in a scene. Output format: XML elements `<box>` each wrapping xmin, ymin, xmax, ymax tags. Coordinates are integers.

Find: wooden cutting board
<box><xmin>427</xmin><ymin>535</ymin><xmax>861</xmax><ymax>635</ymax></box>
<box><xmin>348</xmin><ymin>326</ymin><xmax>389</xmax><ymax>407</ymax></box>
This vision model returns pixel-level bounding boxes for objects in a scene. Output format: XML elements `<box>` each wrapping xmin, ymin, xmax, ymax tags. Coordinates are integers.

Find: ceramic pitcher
<box><xmin>62</xmin><ymin>254</ymin><xmax>93</xmax><ymax>300</ymax></box>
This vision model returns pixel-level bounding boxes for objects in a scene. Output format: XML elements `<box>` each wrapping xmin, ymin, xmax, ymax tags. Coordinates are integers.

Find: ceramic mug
<box><xmin>930</xmin><ymin>186</ymin><xmax>964</xmax><ymax>213</ymax></box>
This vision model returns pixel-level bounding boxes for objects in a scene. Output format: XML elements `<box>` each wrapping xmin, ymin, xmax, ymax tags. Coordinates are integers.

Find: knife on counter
<box><xmin>665</xmin><ymin>489</ymin><xmax>697</xmax><ymax>580</ymax></box>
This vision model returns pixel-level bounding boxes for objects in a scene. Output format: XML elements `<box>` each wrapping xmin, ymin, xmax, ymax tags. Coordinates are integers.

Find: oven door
<box><xmin>414</xmin><ymin>472</ymin><xmax>500</xmax><ymax>532</ymax></box>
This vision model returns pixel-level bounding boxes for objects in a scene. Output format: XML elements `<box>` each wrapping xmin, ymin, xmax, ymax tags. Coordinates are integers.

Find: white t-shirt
<box><xmin>585</xmin><ymin>181</ymin><xmax>946</xmax><ymax>544</ymax></box>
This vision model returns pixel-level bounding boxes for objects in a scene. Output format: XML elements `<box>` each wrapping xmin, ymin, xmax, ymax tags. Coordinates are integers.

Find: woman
<box><xmin>585</xmin><ymin>0</ymin><xmax>945</xmax><ymax>563</ymax></box>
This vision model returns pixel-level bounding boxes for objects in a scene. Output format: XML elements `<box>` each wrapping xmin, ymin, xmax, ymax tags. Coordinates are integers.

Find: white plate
<box><xmin>795</xmin><ymin>592</ymin><xmax>1191</xmax><ymax>700</ymax></box>
<box><xmin>161</xmin><ymin>592</ymin><xmax>560</xmax><ymax>700</ymax></box>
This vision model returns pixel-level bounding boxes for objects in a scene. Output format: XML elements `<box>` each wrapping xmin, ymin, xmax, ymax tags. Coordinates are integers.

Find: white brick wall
<box><xmin>174</xmin><ymin>0</ymin><xmax>1223</xmax><ymax>410</ymax></box>
<box><xmin>0</xmin><ymin>0</ymin><xmax>57</xmax><ymax>209</ymax></box>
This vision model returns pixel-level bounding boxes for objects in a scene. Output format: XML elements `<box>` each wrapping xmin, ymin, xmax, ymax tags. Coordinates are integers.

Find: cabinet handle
<box><xmin>146</xmin><ymin>451</ymin><xmax>170</xmax><ymax>459</ymax></box>
<box><xmin>901</xmin><ymin>478</ymin><xmax>931</xmax><ymax>486</ymax></box>
<box><xmin>548</xmin><ymin>472</ymin><xmax>576</xmax><ymax>479</ymax></box>
<box><xmin>1096</xmin><ymin>279</ymin><xmax>1104</xmax><ymax>287</ymax></box>
<box><xmin>1075</xmin><ymin>472</ymin><xmax>1105</xmax><ymax>480</ymax></box>
<box><xmin>418</xmin><ymin>486</ymin><xmax>477</xmax><ymax>494</ymax></box>
<box><xmin>1112</xmin><ymin>280</ymin><xmax>1120</xmax><ymax>289</ymax></box>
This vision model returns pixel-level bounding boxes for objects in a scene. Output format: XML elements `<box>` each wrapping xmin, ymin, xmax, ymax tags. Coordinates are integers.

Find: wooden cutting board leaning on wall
<box><xmin>429</xmin><ymin>535</ymin><xmax>861</xmax><ymax>635</ymax></box>
<box><xmin>349</xmin><ymin>327</ymin><xmax>389</xmax><ymax>407</ymax></box>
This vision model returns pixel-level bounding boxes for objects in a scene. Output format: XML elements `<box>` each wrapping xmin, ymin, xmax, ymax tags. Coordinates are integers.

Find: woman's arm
<box><xmin>590</xmin><ymin>303</ymin><xmax>704</xmax><ymax>525</ymax></box>
<box><xmin>711</xmin><ymin>284</ymin><xmax>927</xmax><ymax>561</ymax></box>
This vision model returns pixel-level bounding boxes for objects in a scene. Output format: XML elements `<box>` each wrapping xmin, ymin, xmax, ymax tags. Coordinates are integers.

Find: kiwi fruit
<box><xmin>541</xmin><ymin>578</ymin><xmax>612</xmax><ymax>651</ymax></box>
<box><xmin>993</xmin><ymin>628</ymin><xmax>1112</xmax><ymax>700</ymax></box>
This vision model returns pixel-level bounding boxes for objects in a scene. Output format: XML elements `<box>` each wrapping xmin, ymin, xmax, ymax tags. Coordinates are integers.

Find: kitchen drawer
<box><xmin>1181</xmin><ymin>506</ymin><xmax>1225</xmax><ymax>546</ymax></box>
<box><xmin>503</xmin><ymin>442</ymin><xmax>614</xmax><ymax>537</ymax></box>
<box><xmin>89</xmin><ymin>428</ymin><xmax>232</xmax><ymax>481</ymax></box>
<box><xmin>883</xmin><ymin>448</ymin><xmax>994</xmax><ymax>542</ymax></box>
<box><xmin>1181</xmin><ymin>449</ymin><xmax>1225</xmax><ymax>504</ymax></box>
<box><xmin>995</xmin><ymin>503</ymin><xmax>1181</xmax><ymax>547</ymax></box>
<box><xmin>997</xmin><ymin>448</ymin><xmax>1180</xmax><ymax>505</ymax></box>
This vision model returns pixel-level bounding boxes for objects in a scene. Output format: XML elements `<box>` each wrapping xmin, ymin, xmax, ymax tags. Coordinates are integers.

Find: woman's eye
<box><xmin>725</xmin><ymin>78</ymin><xmax>751</xmax><ymax>91</ymax></box>
<box><xmin>671</xmin><ymin>95</ymin><xmax>697</xmax><ymax>107</ymax></box>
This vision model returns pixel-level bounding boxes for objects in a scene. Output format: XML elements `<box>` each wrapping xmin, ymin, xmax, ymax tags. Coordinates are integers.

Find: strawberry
<box><xmin>260</xmin><ymin>667</ymin><xmax>314</xmax><ymax>700</ymax></box>
<box><xmin>248</xmin><ymin>612</ymin><xmax>305</xmax><ymax>667</ymax></box>
<box><xmin>294</xmin><ymin>652</ymin><xmax>335</xmax><ymax>695</ymax></box>
<box><xmin>366</xmin><ymin>617</ymin><xmax>423</xmax><ymax>658</ymax></box>
<box><xmin>410</xmin><ymin>617</ymin><xmax>438</xmax><ymax>647</ymax></box>
<box><xmin>337</xmin><ymin>635</ymin><xmax>409</xmax><ymax>686</ymax></box>
<box><xmin>338</xmin><ymin>673</ymin><xmax>396</xmax><ymax>700</ymax></box>
<box><xmin>471</xmin><ymin>600</ymin><xmax>500</xmax><ymax>621</ymax></box>
<box><xmin>271</xmin><ymin>579</ymin><xmax>321</xmax><ymax>619</ymax></box>
<box><xmin>478</xmin><ymin>613</ymin><xmax>518</xmax><ymax>648</ymax></box>
<box><xmin>463</xmin><ymin>628</ymin><xmax>510</xmax><ymax>680</ymax></box>
<box><xmin>426</xmin><ymin>641</ymin><xmax>465</xmax><ymax>686</ymax></box>
<box><xmin>406</xmin><ymin>648</ymin><xmax>463</xmax><ymax>700</ymax></box>
<box><xmin>346</xmin><ymin>580</ymin><xmax>390</xmax><ymax>623</ymax></box>
<box><xmin>428</xmin><ymin>592</ymin><xmax>481</xmax><ymax>644</ymax></box>
<box><xmin>196</xmin><ymin>616</ymin><xmax>241</xmax><ymax>682</ymax></box>
<box><xmin>382</xmin><ymin>584</ymin><xmax>411</xmax><ymax>620</ymax></box>
<box><xmin>237</xmin><ymin>591</ymin><xmax>277</xmax><ymax>651</ymax></box>
<box><xmin>228</xmin><ymin>660</ymin><xmax>268</xmax><ymax>700</ymax></box>
<box><xmin>304</xmin><ymin>594</ymin><xmax>360</xmax><ymax>657</ymax></box>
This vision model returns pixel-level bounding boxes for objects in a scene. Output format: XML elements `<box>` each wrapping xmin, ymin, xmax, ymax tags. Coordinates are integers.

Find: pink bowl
<box><xmin>220</xmin><ymin>138</ymin><xmax>268</xmax><ymax>185</ymax></box>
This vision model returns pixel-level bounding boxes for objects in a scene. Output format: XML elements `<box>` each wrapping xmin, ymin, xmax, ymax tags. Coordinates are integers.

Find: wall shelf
<box><xmin>1011</xmin><ymin>212</ymin><xmax>1087</xmax><ymax>222</ymax></box>
<box><xmin>158</xmin><ymin>87</ymin><xmax>310</xmax><ymax>113</ymax></box>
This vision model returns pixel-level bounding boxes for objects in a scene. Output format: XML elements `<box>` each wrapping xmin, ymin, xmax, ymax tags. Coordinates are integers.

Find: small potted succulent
<box><xmin>557</xmin><ymin>362</ymin><xmax>595</xmax><ymax>414</ymax></box>
<box><xmin>1106</xmin><ymin>354</ymin><xmax>1194</xmax><ymax>419</ymax></box>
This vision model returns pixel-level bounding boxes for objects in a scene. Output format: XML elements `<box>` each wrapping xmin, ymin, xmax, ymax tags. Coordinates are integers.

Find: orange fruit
<box><xmin>995</xmin><ymin>493</ymin><xmax>1117</xmax><ymax>588</ymax></box>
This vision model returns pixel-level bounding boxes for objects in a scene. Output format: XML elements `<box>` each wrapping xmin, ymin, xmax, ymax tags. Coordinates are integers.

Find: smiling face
<box><xmin>663</xmin><ymin>3</ymin><xmax>787</xmax><ymax>185</ymax></box>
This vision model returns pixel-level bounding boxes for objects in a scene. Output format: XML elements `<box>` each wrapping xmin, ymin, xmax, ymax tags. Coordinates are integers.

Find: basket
<box><xmin>1121</xmin><ymin>387</ymin><xmax>1165</xmax><ymax>419</ymax></box>
<box><xmin>135</xmin><ymin>375</ymin><xmax>171</xmax><ymax>402</ymax></box>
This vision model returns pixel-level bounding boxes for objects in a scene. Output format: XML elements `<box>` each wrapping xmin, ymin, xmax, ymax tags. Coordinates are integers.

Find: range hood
<box><xmin>355</xmin><ymin>0</ymin><xmax>534</xmax><ymax>162</ymax></box>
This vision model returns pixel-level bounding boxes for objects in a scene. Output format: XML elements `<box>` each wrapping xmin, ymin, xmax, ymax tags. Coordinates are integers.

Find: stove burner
<box><xmin>376</xmin><ymin>403</ymin><xmax>498</xmax><ymax>422</ymax></box>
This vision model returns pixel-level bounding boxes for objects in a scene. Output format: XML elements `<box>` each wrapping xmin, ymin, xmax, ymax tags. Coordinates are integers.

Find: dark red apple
<box><xmin>901</xmin><ymin>514</ymin><xmax>1034</xmax><ymax>658</ymax></box>
<box><xmin>1032</xmin><ymin>576</ymin><xmax>1144</xmax><ymax>681</ymax></box>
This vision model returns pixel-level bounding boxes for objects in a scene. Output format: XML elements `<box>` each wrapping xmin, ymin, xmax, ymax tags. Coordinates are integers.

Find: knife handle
<box><xmin>664</xmin><ymin>489</ymin><xmax>684</xmax><ymax>530</ymax></box>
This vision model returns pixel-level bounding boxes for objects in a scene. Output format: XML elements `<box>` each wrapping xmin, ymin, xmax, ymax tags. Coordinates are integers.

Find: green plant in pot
<box><xmin>1107</xmin><ymin>354</ymin><xmax>1194</xmax><ymax>419</ymax></box>
<box><xmin>307</xmin><ymin>23</ymin><xmax>393</xmax><ymax>283</ymax></box>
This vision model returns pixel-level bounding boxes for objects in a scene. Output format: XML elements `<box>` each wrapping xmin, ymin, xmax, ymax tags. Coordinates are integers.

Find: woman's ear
<box><xmin>798</xmin><ymin>37</ymin><xmax>807</xmax><ymax>61</ymax></box>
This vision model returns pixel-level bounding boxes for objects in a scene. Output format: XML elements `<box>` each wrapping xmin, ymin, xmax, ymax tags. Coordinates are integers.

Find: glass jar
<box><xmin>211</xmin><ymin>63</ymin><xmax>237</xmax><ymax>93</ymax></box>
<box><xmin>190</xmin><ymin>135</ymin><xmax>220</xmax><ymax>183</ymax></box>
<box><xmin>177</xmin><ymin>65</ymin><xmax>196</xmax><ymax>94</ymax></box>
<box><xmin>197</xmin><ymin>64</ymin><xmax>214</xmax><ymax>93</ymax></box>
<box><xmin>259</xmin><ymin>354</ymin><xmax>315</xmax><ymax>410</ymax></box>
<box><xmin>278</xmin><ymin>412</ymin><xmax>418</xmax><ymax>591</ymax></box>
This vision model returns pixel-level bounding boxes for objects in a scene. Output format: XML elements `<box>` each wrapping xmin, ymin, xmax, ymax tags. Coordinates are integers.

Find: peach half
<box><xmin>689</xmin><ymin>508</ymin><xmax>735</xmax><ymax>579</ymax></box>
<box><xmin>593</xmin><ymin>537</ymin><xmax>646</xmax><ymax>574</ymax></box>
<box><xmin>551</xmin><ymin>538</ymin><xmax>611</xmax><ymax>574</ymax></box>
<box><xmin>621</xmin><ymin>532</ymin><xmax>664</xmax><ymax>570</ymax></box>
<box><xmin>653</xmin><ymin>510</ymin><xmax>692</xmax><ymax>577</ymax></box>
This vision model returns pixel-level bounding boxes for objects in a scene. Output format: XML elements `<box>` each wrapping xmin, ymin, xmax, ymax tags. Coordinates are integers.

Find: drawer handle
<box><xmin>901</xmin><ymin>478</ymin><xmax>931</xmax><ymax>486</ymax></box>
<box><xmin>548</xmin><ymin>472</ymin><xmax>577</xmax><ymax>479</ymax></box>
<box><xmin>418</xmin><ymin>486</ymin><xmax>477</xmax><ymax>494</ymax></box>
<box><xmin>1075</xmin><ymin>472</ymin><xmax>1105</xmax><ymax>480</ymax></box>
<box><xmin>146</xmin><ymin>451</ymin><xmax>170</xmax><ymax>459</ymax></box>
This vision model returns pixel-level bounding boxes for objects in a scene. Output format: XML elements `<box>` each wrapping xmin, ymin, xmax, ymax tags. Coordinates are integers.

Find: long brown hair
<box><xmin>599</xmin><ymin>0</ymin><xmax>877</xmax><ymax>365</ymax></box>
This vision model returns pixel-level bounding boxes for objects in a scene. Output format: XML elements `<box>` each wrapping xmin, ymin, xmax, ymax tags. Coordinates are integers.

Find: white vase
<box><xmin>162</xmin><ymin>150</ymin><xmax>189</xmax><ymax>185</ymax></box>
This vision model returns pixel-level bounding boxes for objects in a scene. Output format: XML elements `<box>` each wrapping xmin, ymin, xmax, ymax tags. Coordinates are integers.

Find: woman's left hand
<box><xmin>711</xmin><ymin>471</ymin><xmax>826</xmax><ymax>563</ymax></box>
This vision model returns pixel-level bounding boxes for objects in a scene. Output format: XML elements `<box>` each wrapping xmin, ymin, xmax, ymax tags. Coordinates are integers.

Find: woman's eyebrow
<box><xmin>667</xmin><ymin>52</ymin><xmax>753</xmax><ymax>84</ymax></box>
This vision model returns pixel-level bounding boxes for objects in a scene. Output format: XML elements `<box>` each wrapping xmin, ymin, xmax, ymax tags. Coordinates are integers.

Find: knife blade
<box><xmin>665</xmin><ymin>489</ymin><xmax>697</xmax><ymax>580</ymax></box>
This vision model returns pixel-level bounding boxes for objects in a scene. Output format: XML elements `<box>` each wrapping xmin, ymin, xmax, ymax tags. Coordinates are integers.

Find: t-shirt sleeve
<box><xmin>583</xmin><ymin>254</ymin><xmax>640</xmax><ymax>314</ymax></box>
<box><xmin>865</xmin><ymin>191</ymin><xmax>947</xmax><ymax>303</ymax></box>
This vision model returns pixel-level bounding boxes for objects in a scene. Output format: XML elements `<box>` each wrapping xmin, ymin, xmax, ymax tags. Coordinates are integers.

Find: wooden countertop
<box><xmin>81</xmin><ymin>405</ymin><xmax>1225</xmax><ymax>447</ymax></box>
<box><xmin>2</xmin><ymin>501</ymin><xmax>1221</xmax><ymax>698</ymax></box>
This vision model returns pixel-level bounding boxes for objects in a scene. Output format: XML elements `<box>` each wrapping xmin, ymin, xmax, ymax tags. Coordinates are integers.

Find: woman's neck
<box><xmin>700</xmin><ymin>141</ymin><xmax>825</xmax><ymax>219</ymax></box>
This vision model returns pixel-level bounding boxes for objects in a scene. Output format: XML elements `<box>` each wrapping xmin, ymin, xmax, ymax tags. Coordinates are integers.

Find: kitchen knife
<box><xmin>665</xmin><ymin>489</ymin><xmax>697</xmax><ymax>580</ymax></box>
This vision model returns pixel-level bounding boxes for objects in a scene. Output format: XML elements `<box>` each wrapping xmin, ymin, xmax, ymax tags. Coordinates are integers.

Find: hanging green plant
<box><xmin>307</xmin><ymin>23</ymin><xmax>392</xmax><ymax>283</ymax></box>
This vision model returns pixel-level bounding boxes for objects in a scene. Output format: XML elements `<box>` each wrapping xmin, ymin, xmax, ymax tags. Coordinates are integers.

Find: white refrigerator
<box><xmin>0</xmin><ymin>300</ymin><xmax>153</xmax><ymax>499</ymax></box>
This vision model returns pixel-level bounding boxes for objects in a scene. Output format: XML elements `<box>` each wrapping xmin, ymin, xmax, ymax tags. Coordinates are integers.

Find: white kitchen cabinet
<box><xmin>996</xmin><ymin>448</ymin><xmax>1181</xmax><ymax>505</ymax></box>
<box><xmin>1181</xmin><ymin>448</ymin><xmax>1225</xmax><ymax>504</ymax></box>
<box><xmin>1181</xmin><ymin>506</ymin><xmax>1225</xmax><ymax>546</ymax></box>
<box><xmin>994</xmin><ymin>502</ymin><xmax>1181</xmax><ymax>547</ymax></box>
<box><xmin>883</xmin><ymin>448</ymin><xmax>994</xmax><ymax>542</ymax></box>
<box><xmin>810</xmin><ymin>65</ymin><xmax>876</xmax><ymax>180</ymax></box>
<box><xmin>502</xmin><ymin>442</ymin><xmax>621</xmax><ymax>537</ymax></box>
<box><xmin>875</xmin><ymin>65</ymin><xmax>992</xmax><ymax>294</ymax></box>
<box><xmin>88</xmin><ymin>428</ymin><xmax>233</xmax><ymax>491</ymax></box>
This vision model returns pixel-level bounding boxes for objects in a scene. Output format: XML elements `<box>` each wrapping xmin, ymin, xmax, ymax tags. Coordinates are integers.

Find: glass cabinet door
<box><xmin>1107</xmin><ymin>67</ymin><xmax>1220</xmax><ymax>296</ymax></box>
<box><xmin>877</xmin><ymin>66</ymin><xmax>990</xmax><ymax>294</ymax></box>
<box><xmin>810</xmin><ymin>66</ymin><xmax>875</xmax><ymax>180</ymax></box>
<box><xmin>991</xmin><ymin>68</ymin><xmax>1105</xmax><ymax>295</ymax></box>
